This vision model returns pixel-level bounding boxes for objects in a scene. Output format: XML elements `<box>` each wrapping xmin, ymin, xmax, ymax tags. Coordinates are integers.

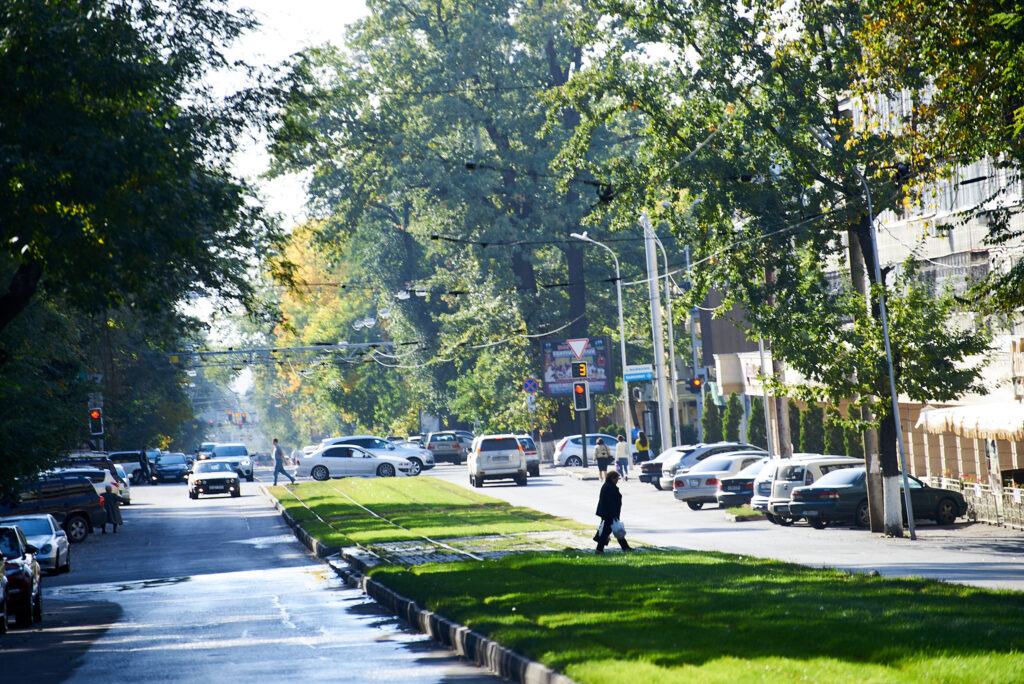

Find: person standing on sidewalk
<box><xmin>101</xmin><ymin>485</ymin><xmax>127</xmax><ymax>534</ymax></box>
<box><xmin>594</xmin><ymin>471</ymin><xmax>631</xmax><ymax>553</ymax></box>
<box><xmin>594</xmin><ymin>438</ymin><xmax>612</xmax><ymax>480</ymax></box>
<box><xmin>634</xmin><ymin>431</ymin><xmax>651</xmax><ymax>464</ymax></box>
<box><xmin>615</xmin><ymin>435</ymin><xmax>630</xmax><ymax>480</ymax></box>
<box><xmin>272</xmin><ymin>438</ymin><xmax>295</xmax><ymax>486</ymax></box>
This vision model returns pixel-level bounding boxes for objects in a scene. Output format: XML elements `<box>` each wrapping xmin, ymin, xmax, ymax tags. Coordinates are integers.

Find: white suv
<box><xmin>752</xmin><ymin>454</ymin><xmax>863</xmax><ymax>524</ymax></box>
<box><xmin>468</xmin><ymin>434</ymin><xmax>528</xmax><ymax>487</ymax></box>
<box><xmin>210</xmin><ymin>443</ymin><xmax>254</xmax><ymax>482</ymax></box>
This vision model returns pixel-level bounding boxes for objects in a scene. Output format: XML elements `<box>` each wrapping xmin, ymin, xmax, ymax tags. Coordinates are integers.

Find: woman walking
<box><xmin>102</xmin><ymin>485</ymin><xmax>127</xmax><ymax>534</ymax></box>
<box><xmin>593</xmin><ymin>438</ymin><xmax>612</xmax><ymax>480</ymax></box>
<box><xmin>635</xmin><ymin>431</ymin><xmax>651</xmax><ymax>463</ymax></box>
<box><xmin>615</xmin><ymin>435</ymin><xmax>630</xmax><ymax>480</ymax></box>
<box><xmin>594</xmin><ymin>471</ymin><xmax>631</xmax><ymax>553</ymax></box>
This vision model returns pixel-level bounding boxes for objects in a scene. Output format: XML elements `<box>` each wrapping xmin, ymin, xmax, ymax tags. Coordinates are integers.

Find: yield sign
<box><xmin>566</xmin><ymin>338</ymin><xmax>589</xmax><ymax>359</ymax></box>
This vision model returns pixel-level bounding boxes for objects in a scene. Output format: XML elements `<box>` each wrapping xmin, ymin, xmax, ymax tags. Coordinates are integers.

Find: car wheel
<box><xmin>65</xmin><ymin>514</ymin><xmax>90</xmax><ymax>544</ymax></box>
<box><xmin>377</xmin><ymin>463</ymin><xmax>396</xmax><ymax>477</ymax></box>
<box><xmin>231</xmin><ymin>488</ymin><xmax>241</xmax><ymax>498</ymax></box>
<box><xmin>311</xmin><ymin>465</ymin><xmax>330</xmax><ymax>481</ymax></box>
<box><xmin>653</xmin><ymin>480</ymin><xmax>663</xmax><ymax>491</ymax></box>
<box><xmin>566</xmin><ymin>456</ymin><xmax>583</xmax><ymax>468</ymax></box>
<box><xmin>246</xmin><ymin>473</ymin><xmax>254</xmax><ymax>482</ymax></box>
<box><xmin>62</xmin><ymin>550</ymin><xmax>71</xmax><ymax>574</ymax></box>
<box><xmin>854</xmin><ymin>500</ymin><xmax>870</xmax><ymax>529</ymax></box>
<box><xmin>516</xmin><ymin>474</ymin><xmax>528</xmax><ymax>486</ymax></box>
<box><xmin>0</xmin><ymin>594</ymin><xmax>7</xmax><ymax>634</ymax></box>
<box><xmin>473</xmin><ymin>475</ymin><xmax>483</xmax><ymax>488</ymax></box>
<box><xmin>775</xmin><ymin>515</ymin><xmax>794</xmax><ymax>526</ymax></box>
<box><xmin>528</xmin><ymin>465</ymin><xmax>539</xmax><ymax>477</ymax></box>
<box><xmin>808</xmin><ymin>516</ymin><xmax>828</xmax><ymax>529</ymax></box>
<box><xmin>32</xmin><ymin>588</ymin><xmax>42</xmax><ymax>624</ymax></box>
<box><xmin>189</xmin><ymin>489</ymin><xmax>198</xmax><ymax>499</ymax></box>
<box><xmin>686</xmin><ymin>501</ymin><xmax>703</xmax><ymax>511</ymax></box>
<box><xmin>763</xmin><ymin>512</ymin><xmax>777</xmax><ymax>524</ymax></box>
<box><xmin>15</xmin><ymin>594</ymin><xmax>32</xmax><ymax>627</ymax></box>
<box><xmin>407</xmin><ymin>458</ymin><xmax>423</xmax><ymax>476</ymax></box>
<box><xmin>935</xmin><ymin>497</ymin><xmax>958</xmax><ymax>526</ymax></box>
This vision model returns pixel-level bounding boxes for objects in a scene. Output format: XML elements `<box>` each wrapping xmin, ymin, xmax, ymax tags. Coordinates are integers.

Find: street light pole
<box><xmin>570</xmin><ymin>232</ymin><xmax>632</xmax><ymax>452</ymax></box>
<box><xmin>684</xmin><ymin>245</ymin><xmax>704</xmax><ymax>442</ymax></box>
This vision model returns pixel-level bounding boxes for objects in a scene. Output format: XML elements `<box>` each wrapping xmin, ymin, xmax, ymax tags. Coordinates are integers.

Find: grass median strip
<box><xmin>270</xmin><ymin>478</ymin><xmax>1024</xmax><ymax>682</ymax></box>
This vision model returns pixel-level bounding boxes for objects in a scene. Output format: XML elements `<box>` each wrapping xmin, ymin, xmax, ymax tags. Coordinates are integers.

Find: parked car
<box><xmin>468</xmin><ymin>434</ymin><xmax>528</xmax><ymax>487</ymax></box>
<box><xmin>113</xmin><ymin>466</ymin><xmax>132</xmax><ymax>504</ymax></box>
<box><xmin>553</xmin><ymin>433</ymin><xmax>625</xmax><ymax>467</ymax></box>
<box><xmin>790</xmin><ymin>467</ymin><xmax>969</xmax><ymax>528</ymax></box>
<box><xmin>64</xmin><ymin>453</ymin><xmax>120</xmax><ymax>483</ymax></box>
<box><xmin>422</xmin><ymin>431</ymin><xmax>467</xmax><ymax>465</ymax></box>
<box><xmin>108</xmin><ymin>451</ymin><xmax>148</xmax><ymax>484</ymax></box>
<box><xmin>642</xmin><ymin>442</ymin><xmax>765</xmax><ymax>491</ymax></box>
<box><xmin>0</xmin><ymin>525</ymin><xmax>42</xmax><ymax>626</ymax></box>
<box><xmin>0</xmin><ymin>514</ymin><xmax>70</xmax><ymax>575</ymax></box>
<box><xmin>295</xmin><ymin>444</ymin><xmax>412</xmax><ymax>480</ymax></box>
<box><xmin>188</xmin><ymin>460</ymin><xmax>242</xmax><ymax>499</ymax></box>
<box><xmin>210</xmin><ymin>444</ymin><xmax>254</xmax><ymax>482</ymax></box>
<box><xmin>751</xmin><ymin>455</ymin><xmax>863</xmax><ymax>525</ymax></box>
<box><xmin>322</xmin><ymin>435</ymin><xmax>434</xmax><ymax>474</ymax></box>
<box><xmin>673</xmin><ymin>453</ymin><xmax>768</xmax><ymax>509</ymax></box>
<box><xmin>517</xmin><ymin>435</ymin><xmax>541</xmax><ymax>477</ymax></box>
<box><xmin>716</xmin><ymin>459</ymin><xmax>771</xmax><ymax>508</ymax></box>
<box><xmin>150</xmin><ymin>452</ymin><xmax>190</xmax><ymax>483</ymax></box>
<box><xmin>49</xmin><ymin>467</ymin><xmax>126</xmax><ymax>500</ymax></box>
<box><xmin>0</xmin><ymin>476</ymin><xmax>104</xmax><ymax>544</ymax></box>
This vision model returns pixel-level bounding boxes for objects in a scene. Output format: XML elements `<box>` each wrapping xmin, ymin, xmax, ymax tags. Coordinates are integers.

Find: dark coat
<box><xmin>596</xmin><ymin>479</ymin><xmax>622</xmax><ymax>520</ymax></box>
<box><xmin>103</xmin><ymin>491</ymin><xmax>126</xmax><ymax>525</ymax></box>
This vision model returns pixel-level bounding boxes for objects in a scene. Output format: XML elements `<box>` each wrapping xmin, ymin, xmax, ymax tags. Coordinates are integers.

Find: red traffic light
<box><xmin>572</xmin><ymin>381</ymin><xmax>590</xmax><ymax>411</ymax></box>
<box><xmin>89</xmin><ymin>408</ymin><xmax>101</xmax><ymax>420</ymax></box>
<box><xmin>689</xmin><ymin>377</ymin><xmax>704</xmax><ymax>391</ymax></box>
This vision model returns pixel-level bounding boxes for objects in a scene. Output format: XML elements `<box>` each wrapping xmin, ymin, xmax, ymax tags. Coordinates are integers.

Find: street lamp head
<box><xmin>570</xmin><ymin>231</ymin><xmax>589</xmax><ymax>241</ymax></box>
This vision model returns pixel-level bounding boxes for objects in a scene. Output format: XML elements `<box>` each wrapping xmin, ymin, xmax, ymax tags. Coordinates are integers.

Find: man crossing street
<box><xmin>272</xmin><ymin>438</ymin><xmax>295</xmax><ymax>486</ymax></box>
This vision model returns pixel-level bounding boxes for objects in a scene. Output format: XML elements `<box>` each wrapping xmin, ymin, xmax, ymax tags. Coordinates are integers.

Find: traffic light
<box><xmin>688</xmin><ymin>377</ymin><xmax>704</xmax><ymax>392</ymax></box>
<box><xmin>241</xmin><ymin>412</ymin><xmax>247</xmax><ymax>424</ymax></box>
<box><xmin>572</xmin><ymin>381</ymin><xmax>590</xmax><ymax>411</ymax></box>
<box><xmin>571</xmin><ymin>361</ymin><xmax>588</xmax><ymax>378</ymax></box>
<box><xmin>88</xmin><ymin>408</ymin><xmax>104</xmax><ymax>436</ymax></box>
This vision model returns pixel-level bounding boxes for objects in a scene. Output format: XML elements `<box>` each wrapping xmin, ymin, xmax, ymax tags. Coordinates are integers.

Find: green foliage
<box><xmin>0</xmin><ymin>0</ymin><xmax>283</xmax><ymax>333</ymax></box>
<box><xmin>788</xmin><ymin>398</ymin><xmax>802</xmax><ymax>453</ymax></box>
<box><xmin>723</xmin><ymin>392</ymin><xmax>743</xmax><ymax>442</ymax></box>
<box><xmin>800</xmin><ymin>400</ymin><xmax>825</xmax><ymax>454</ymax></box>
<box><xmin>824</xmin><ymin>407</ymin><xmax>846</xmax><ymax>457</ymax></box>
<box><xmin>845</xmin><ymin>403</ymin><xmax>865</xmax><ymax>459</ymax></box>
<box><xmin>702</xmin><ymin>393</ymin><xmax>723</xmax><ymax>443</ymax></box>
<box><xmin>747</xmin><ymin>398</ymin><xmax>768</xmax><ymax>450</ymax></box>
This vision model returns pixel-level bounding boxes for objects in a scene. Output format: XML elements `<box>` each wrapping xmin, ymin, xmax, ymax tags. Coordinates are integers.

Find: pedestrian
<box><xmin>594</xmin><ymin>438</ymin><xmax>612</xmax><ymax>480</ymax></box>
<box><xmin>635</xmin><ymin>431</ymin><xmax>651</xmax><ymax>463</ymax></box>
<box><xmin>594</xmin><ymin>471</ymin><xmax>631</xmax><ymax>553</ymax></box>
<box><xmin>101</xmin><ymin>485</ymin><xmax>126</xmax><ymax>534</ymax></box>
<box><xmin>139</xmin><ymin>448</ymin><xmax>153</xmax><ymax>484</ymax></box>
<box><xmin>273</xmin><ymin>438</ymin><xmax>296</xmax><ymax>486</ymax></box>
<box><xmin>615</xmin><ymin>434</ymin><xmax>630</xmax><ymax>480</ymax></box>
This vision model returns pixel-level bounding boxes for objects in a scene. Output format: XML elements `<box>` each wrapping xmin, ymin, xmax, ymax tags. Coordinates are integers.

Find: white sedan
<box><xmin>188</xmin><ymin>460</ymin><xmax>241</xmax><ymax>499</ymax></box>
<box><xmin>296</xmin><ymin>444</ymin><xmax>412</xmax><ymax>480</ymax></box>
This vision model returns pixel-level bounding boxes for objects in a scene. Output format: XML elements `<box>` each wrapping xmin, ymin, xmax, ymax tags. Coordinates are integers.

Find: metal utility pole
<box><xmin>640</xmin><ymin>212</ymin><xmax>672</xmax><ymax>451</ymax></box>
<box><xmin>653</xmin><ymin>234</ymin><xmax>681</xmax><ymax>446</ymax></box>
<box><xmin>684</xmin><ymin>245</ymin><xmax>704</xmax><ymax>442</ymax></box>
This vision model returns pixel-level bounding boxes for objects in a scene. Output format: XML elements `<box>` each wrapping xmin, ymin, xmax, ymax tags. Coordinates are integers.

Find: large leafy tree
<box><xmin>0</xmin><ymin>0</ymin><xmax>282</xmax><ymax>333</ymax></box>
<box><xmin>551</xmin><ymin>0</ymin><xmax>990</xmax><ymax>534</ymax></box>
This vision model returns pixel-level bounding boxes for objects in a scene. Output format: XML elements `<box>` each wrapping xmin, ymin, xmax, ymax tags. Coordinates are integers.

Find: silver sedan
<box><xmin>0</xmin><ymin>513</ymin><xmax>70</xmax><ymax>574</ymax></box>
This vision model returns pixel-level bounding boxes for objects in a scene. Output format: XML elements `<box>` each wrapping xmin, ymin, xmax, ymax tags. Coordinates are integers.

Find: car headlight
<box><xmin>40</xmin><ymin>543</ymin><xmax>52</xmax><ymax>554</ymax></box>
<box><xmin>241</xmin><ymin>458</ymin><xmax>251</xmax><ymax>466</ymax></box>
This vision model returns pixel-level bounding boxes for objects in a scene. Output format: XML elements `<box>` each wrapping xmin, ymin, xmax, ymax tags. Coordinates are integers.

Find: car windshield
<box><xmin>734</xmin><ymin>459</ymin><xmax>768</xmax><ymax>478</ymax></box>
<box><xmin>196</xmin><ymin>462</ymin><xmax>234</xmax><ymax>473</ymax></box>
<box><xmin>156</xmin><ymin>454</ymin><xmax>186</xmax><ymax>465</ymax></box>
<box><xmin>214</xmin><ymin>446</ymin><xmax>247</xmax><ymax>457</ymax></box>
<box><xmin>5</xmin><ymin>518</ymin><xmax>50</xmax><ymax>535</ymax></box>
<box><xmin>690</xmin><ymin>456</ymin><xmax>736</xmax><ymax>473</ymax></box>
<box><xmin>0</xmin><ymin>528</ymin><xmax>20</xmax><ymax>556</ymax></box>
<box><xmin>813</xmin><ymin>467</ymin><xmax>864</xmax><ymax>486</ymax></box>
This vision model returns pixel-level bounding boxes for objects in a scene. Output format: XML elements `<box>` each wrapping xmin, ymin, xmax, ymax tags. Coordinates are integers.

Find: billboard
<box><xmin>540</xmin><ymin>336</ymin><xmax>614</xmax><ymax>395</ymax></box>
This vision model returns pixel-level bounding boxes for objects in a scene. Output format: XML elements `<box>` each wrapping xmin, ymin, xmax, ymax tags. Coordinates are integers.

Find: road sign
<box><xmin>522</xmin><ymin>377</ymin><xmax>539</xmax><ymax>394</ymax></box>
<box><xmin>623</xmin><ymin>363</ymin><xmax>654</xmax><ymax>381</ymax></box>
<box><xmin>566</xmin><ymin>338</ymin><xmax>589</xmax><ymax>359</ymax></box>
<box><xmin>526</xmin><ymin>394</ymin><xmax>536</xmax><ymax>411</ymax></box>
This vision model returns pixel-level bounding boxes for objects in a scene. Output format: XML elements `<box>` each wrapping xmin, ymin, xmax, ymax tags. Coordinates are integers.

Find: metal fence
<box><xmin>924</xmin><ymin>477</ymin><xmax>1024</xmax><ymax>530</ymax></box>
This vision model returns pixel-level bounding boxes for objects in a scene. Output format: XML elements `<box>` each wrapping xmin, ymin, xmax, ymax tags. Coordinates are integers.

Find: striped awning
<box><xmin>915</xmin><ymin>403</ymin><xmax>1024</xmax><ymax>441</ymax></box>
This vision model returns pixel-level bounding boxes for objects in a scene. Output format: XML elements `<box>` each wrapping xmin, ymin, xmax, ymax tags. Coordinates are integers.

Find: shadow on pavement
<box><xmin>0</xmin><ymin>597</ymin><xmax>122</xmax><ymax>680</ymax></box>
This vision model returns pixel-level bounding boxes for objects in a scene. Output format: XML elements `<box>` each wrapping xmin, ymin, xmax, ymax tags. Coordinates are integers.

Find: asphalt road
<box><xmin>0</xmin><ymin>471</ymin><xmax>500</xmax><ymax>683</ymax></box>
<box><xmin>427</xmin><ymin>462</ymin><xmax>1024</xmax><ymax>591</ymax></box>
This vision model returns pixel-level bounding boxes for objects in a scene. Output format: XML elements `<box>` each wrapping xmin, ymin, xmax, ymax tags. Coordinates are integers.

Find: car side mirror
<box><xmin>57</xmin><ymin>530</ymin><xmax>67</xmax><ymax>539</ymax></box>
<box><xmin>25</xmin><ymin>544</ymin><xmax>38</xmax><ymax>554</ymax></box>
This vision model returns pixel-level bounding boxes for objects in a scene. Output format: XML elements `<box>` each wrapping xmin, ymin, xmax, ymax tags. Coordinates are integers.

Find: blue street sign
<box><xmin>523</xmin><ymin>377</ymin><xmax>539</xmax><ymax>394</ymax></box>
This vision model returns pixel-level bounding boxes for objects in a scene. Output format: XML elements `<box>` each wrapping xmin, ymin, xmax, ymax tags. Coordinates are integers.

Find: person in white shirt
<box><xmin>615</xmin><ymin>435</ymin><xmax>630</xmax><ymax>480</ymax></box>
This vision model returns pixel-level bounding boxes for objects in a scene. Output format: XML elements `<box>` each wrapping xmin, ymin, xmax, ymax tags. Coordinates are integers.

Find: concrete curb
<box><xmin>261</xmin><ymin>484</ymin><xmax>576</xmax><ymax>684</ymax></box>
<box><xmin>725</xmin><ymin>512</ymin><xmax>765</xmax><ymax>523</ymax></box>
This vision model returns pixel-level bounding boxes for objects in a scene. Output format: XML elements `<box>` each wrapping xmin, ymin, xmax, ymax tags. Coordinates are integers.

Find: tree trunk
<box><xmin>774</xmin><ymin>365</ymin><xmax>792</xmax><ymax>457</ymax></box>
<box><xmin>855</xmin><ymin>219</ymin><xmax>903</xmax><ymax>536</ymax></box>
<box><xmin>0</xmin><ymin>259</ymin><xmax>43</xmax><ymax>334</ymax></box>
<box><xmin>847</xmin><ymin>224</ymin><xmax>885</xmax><ymax>533</ymax></box>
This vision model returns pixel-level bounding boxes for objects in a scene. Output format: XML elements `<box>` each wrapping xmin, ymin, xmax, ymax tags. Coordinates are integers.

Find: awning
<box><xmin>915</xmin><ymin>403</ymin><xmax>1024</xmax><ymax>441</ymax></box>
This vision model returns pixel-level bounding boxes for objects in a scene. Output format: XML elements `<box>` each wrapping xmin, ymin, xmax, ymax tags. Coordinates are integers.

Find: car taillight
<box><xmin>717</xmin><ymin>480</ymin><xmax>724</xmax><ymax>490</ymax></box>
<box><xmin>427</xmin><ymin>444</ymin><xmax>435</xmax><ymax>449</ymax></box>
<box><xmin>821</xmin><ymin>489</ymin><xmax>840</xmax><ymax>500</ymax></box>
<box><xmin>705</xmin><ymin>478</ymin><xmax>718</xmax><ymax>486</ymax></box>
<box><xmin>805</xmin><ymin>474</ymin><xmax>814</xmax><ymax>485</ymax></box>
<box><xmin>673</xmin><ymin>479</ymin><xmax>681</xmax><ymax>489</ymax></box>
<box><xmin>743</xmin><ymin>483</ymin><xmax>753</xmax><ymax>491</ymax></box>
<box><xmin>99</xmin><ymin>495</ymin><xmax>105</xmax><ymax>506</ymax></box>
<box><xmin>556</xmin><ymin>439</ymin><xmax>567</xmax><ymax>451</ymax></box>
<box><xmin>793</xmin><ymin>490</ymin><xmax>804</xmax><ymax>500</ymax></box>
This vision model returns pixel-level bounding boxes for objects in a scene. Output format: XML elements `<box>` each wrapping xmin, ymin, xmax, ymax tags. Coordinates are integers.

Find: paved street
<box><xmin>427</xmin><ymin>463</ymin><xmax>1024</xmax><ymax>591</ymax></box>
<box><xmin>0</xmin><ymin>470</ymin><xmax>499</xmax><ymax>683</ymax></box>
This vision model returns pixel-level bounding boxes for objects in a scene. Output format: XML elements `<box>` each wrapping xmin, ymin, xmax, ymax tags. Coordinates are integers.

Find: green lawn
<box><xmin>268</xmin><ymin>477</ymin><xmax>585</xmax><ymax>546</ymax></box>
<box><xmin>269</xmin><ymin>478</ymin><xmax>1024</xmax><ymax>682</ymax></box>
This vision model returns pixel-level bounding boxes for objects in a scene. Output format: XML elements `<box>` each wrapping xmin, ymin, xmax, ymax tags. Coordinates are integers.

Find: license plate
<box><xmin>491</xmin><ymin>455</ymin><xmax>509</xmax><ymax>463</ymax></box>
<box><xmin>689</xmin><ymin>479</ymin><xmax>700</xmax><ymax>488</ymax></box>
<box><xmin>725</xmin><ymin>484</ymin><xmax>740</xmax><ymax>491</ymax></box>
<box><xmin>804</xmin><ymin>510</ymin><xmax>818</xmax><ymax>516</ymax></box>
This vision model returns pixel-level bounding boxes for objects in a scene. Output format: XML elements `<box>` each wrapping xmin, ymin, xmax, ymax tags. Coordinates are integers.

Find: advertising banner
<box><xmin>540</xmin><ymin>336</ymin><xmax>613</xmax><ymax>395</ymax></box>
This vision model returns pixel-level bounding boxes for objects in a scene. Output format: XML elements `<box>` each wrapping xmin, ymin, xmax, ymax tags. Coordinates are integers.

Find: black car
<box><xmin>150</xmin><ymin>453</ymin><xmax>190</xmax><ymax>483</ymax></box>
<box><xmin>716</xmin><ymin>459</ymin><xmax>771</xmax><ymax>508</ymax></box>
<box><xmin>0</xmin><ymin>476</ymin><xmax>105</xmax><ymax>543</ymax></box>
<box><xmin>0</xmin><ymin>524</ymin><xmax>42</xmax><ymax>626</ymax></box>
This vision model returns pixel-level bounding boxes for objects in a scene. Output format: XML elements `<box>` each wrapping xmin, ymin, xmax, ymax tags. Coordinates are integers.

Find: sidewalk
<box><xmin>428</xmin><ymin>466</ymin><xmax>1024</xmax><ymax>591</ymax></box>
